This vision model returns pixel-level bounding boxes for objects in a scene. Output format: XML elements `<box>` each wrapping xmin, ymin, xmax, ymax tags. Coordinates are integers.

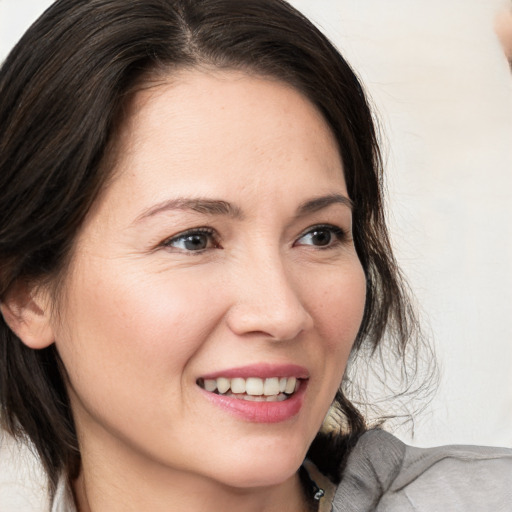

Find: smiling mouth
<box><xmin>197</xmin><ymin>376</ymin><xmax>302</xmax><ymax>402</ymax></box>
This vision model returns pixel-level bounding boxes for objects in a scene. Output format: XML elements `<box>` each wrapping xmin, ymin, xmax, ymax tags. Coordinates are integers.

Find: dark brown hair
<box><xmin>0</xmin><ymin>0</ymin><xmax>424</xmax><ymax>494</ymax></box>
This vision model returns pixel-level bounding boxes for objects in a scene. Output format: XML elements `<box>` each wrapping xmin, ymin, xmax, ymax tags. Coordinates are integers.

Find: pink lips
<box><xmin>200</xmin><ymin>363</ymin><xmax>309</xmax><ymax>380</ymax></box>
<box><xmin>198</xmin><ymin>363</ymin><xmax>309</xmax><ymax>424</ymax></box>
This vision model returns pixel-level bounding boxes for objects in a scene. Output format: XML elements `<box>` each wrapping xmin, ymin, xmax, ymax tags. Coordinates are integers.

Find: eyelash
<box><xmin>161</xmin><ymin>227</ymin><xmax>220</xmax><ymax>253</ymax></box>
<box><xmin>294</xmin><ymin>224</ymin><xmax>348</xmax><ymax>249</ymax></box>
<box><xmin>161</xmin><ymin>224</ymin><xmax>348</xmax><ymax>253</ymax></box>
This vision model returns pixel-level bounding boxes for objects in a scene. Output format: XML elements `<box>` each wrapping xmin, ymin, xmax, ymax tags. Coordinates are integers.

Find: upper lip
<box><xmin>200</xmin><ymin>363</ymin><xmax>309</xmax><ymax>380</ymax></box>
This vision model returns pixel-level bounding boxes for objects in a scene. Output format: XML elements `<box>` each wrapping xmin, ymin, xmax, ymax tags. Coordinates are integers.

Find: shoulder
<box><xmin>331</xmin><ymin>429</ymin><xmax>512</xmax><ymax>512</ymax></box>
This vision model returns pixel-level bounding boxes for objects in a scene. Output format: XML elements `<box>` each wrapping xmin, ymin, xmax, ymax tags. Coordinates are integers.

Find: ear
<box><xmin>0</xmin><ymin>280</ymin><xmax>55</xmax><ymax>349</ymax></box>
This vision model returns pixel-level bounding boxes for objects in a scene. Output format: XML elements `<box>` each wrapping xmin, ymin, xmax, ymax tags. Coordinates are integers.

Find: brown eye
<box><xmin>308</xmin><ymin>229</ymin><xmax>332</xmax><ymax>246</ymax></box>
<box><xmin>295</xmin><ymin>225</ymin><xmax>345</xmax><ymax>248</ymax></box>
<box><xmin>163</xmin><ymin>228</ymin><xmax>218</xmax><ymax>252</ymax></box>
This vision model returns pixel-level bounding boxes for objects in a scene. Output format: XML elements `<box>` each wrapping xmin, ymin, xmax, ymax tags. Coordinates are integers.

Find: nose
<box><xmin>225</xmin><ymin>252</ymin><xmax>314</xmax><ymax>341</ymax></box>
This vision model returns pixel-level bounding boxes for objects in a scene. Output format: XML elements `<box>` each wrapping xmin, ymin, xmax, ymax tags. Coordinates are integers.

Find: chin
<box><xmin>207</xmin><ymin>435</ymin><xmax>310</xmax><ymax>489</ymax></box>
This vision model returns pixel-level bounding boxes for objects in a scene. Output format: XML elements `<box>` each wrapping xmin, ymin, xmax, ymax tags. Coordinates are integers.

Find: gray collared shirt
<box><xmin>331</xmin><ymin>430</ymin><xmax>512</xmax><ymax>511</ymax></box>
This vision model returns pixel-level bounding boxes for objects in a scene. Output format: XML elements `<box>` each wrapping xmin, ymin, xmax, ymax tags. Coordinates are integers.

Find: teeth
<box><xmin>245</xmin><ymin>377</ymin><xmax>264</xmax><ymax>395</ymax></box>
<box><xmin>263</xmin><ymin>377</ymin><xmax>280</xmax><ymax>396</ymax></box>
<box><xmin>230</xmin><ymin>378</ymin><xmax>246</xmax><ymax>394</ymax></box>
<box><xmin>199</xmin><ymin>376</ymin><xmax>301</xmax><ymax>397</ymax></box>
<box><xmin>284</xmin><ymin>377</ymin><xmax>297</xmax><ymax>394</ymax></box>
<box><xmin>204</xmin><ymin>379</ymin><xmax>217</xmax><ymax>392</ymax></box>
<box><xmin>216</xmin><ymin>377</ymin><xmax>230</xmax><ymax>394</ymax></box>
<box><xmin>223</xmin><ymin>392</ymin><xmax>288</xmax><ymax>402</ymax></box>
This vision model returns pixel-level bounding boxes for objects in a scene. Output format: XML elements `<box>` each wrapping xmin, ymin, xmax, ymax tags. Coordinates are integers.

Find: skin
<box><xmin>11</xmin><ymin>69</ymin><xmax>367</xmax><ymax>511</ymax></box>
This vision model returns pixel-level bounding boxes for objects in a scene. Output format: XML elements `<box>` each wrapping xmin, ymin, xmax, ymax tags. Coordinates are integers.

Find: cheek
<box><xmin>311</xmin><ymin>263</ymin><xmax>366</xmax><ymax>354</ymax></box>
<box><xmin>54</xmin><ymin>264</ymin><xmax>225</xmax><ymax>403</ymax></box>
<box><xmin>294</xmin><ymin>261</ymin><xmax>366</xmax><ymax>438</ymax></box>
<box><xmin>301</xmin><ymin>260</ymin><xmax>366</xmax><ymax>400</ymax></box>
<box><xmin>313</xmin><ymin>263</ymin><xmax>366</xmax><ymax>399</ymax></box>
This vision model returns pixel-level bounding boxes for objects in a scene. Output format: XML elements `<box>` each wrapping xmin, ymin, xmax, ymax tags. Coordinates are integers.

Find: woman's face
<box><xmin>51</xmin><ymin>69</ymin><xmax>366</xmax><ymax>489</ymax></box>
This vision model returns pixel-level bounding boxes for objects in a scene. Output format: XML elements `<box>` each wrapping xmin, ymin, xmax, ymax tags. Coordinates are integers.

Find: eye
<box><xmin>162</xmin><ymin>228</ymin><xmax>220</xmax><ymax>252</ymax></box>
<box><xmin>294</xmin><ymin>224</ymin><xmax>347</xmax><ymax>248</ymax></box>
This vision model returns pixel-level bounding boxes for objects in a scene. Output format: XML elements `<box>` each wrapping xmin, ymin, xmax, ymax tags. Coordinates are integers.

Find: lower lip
<box><xmin>199</xmin><ymin>381</ymin><xmax>308</xmax><ymax>423</ymax></box>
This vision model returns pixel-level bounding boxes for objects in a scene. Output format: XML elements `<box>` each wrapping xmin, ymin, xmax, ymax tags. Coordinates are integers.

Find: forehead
<box><xmin>102</xmin><ymin>68</ymin><xmax>346</xmax><ymax>212</ymax></box>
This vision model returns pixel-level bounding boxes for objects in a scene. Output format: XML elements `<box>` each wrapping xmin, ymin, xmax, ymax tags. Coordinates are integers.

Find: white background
<box><xmin>287</xmin><ymin>0</ymin><xmax>512</xmax><ymax>449</ymax></box>
<box><xmin>1</xmin><ymin>0</ymin><xmax>511</xmax><ymax>494</ymax></box>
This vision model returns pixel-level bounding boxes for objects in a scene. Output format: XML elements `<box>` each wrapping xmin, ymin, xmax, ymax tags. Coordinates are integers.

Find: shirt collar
<box><xmin>51</xmin><ymin>475</ymin><xmax>76</xmax><ymax>512</ymax></box>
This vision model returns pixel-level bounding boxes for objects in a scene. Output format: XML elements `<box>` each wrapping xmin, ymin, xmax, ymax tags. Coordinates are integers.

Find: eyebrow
<box><xmin>133</xmin><ymin>197</ymin><xmax>244</xmax><ymax>224</ymax></box>
<box><xmin>133</xmin><ymin>193</ymin><xmax>353</xmax><ymax>225</ymax></box>
<box><xmin>296</xmin><ymin>193</ymin><xmax>354</xmax><ymax>216</ymax></box>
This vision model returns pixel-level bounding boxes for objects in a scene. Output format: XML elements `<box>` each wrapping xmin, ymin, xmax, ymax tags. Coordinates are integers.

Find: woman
<box><xmin>0</xmin><ymin>1</ymin><xmax>510</xmax><ymax>511</ymax></box>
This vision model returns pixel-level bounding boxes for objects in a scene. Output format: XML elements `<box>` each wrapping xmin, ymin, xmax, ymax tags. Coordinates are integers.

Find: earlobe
<box><xmin>0</xmin><ymin>281</ymin><xmax>55</xmax><ymax>349</ymax></box>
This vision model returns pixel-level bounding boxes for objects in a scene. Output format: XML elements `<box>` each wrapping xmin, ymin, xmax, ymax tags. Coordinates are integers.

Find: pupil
<box><xmin>312</xmin><ymin>230</ymin><xmax>331</xmax><ymax>246</ymax></box>
<box><xmin>184</xmin><ymin>234</ymin><xmax>207</xmax><ymax>250</ymax></box>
